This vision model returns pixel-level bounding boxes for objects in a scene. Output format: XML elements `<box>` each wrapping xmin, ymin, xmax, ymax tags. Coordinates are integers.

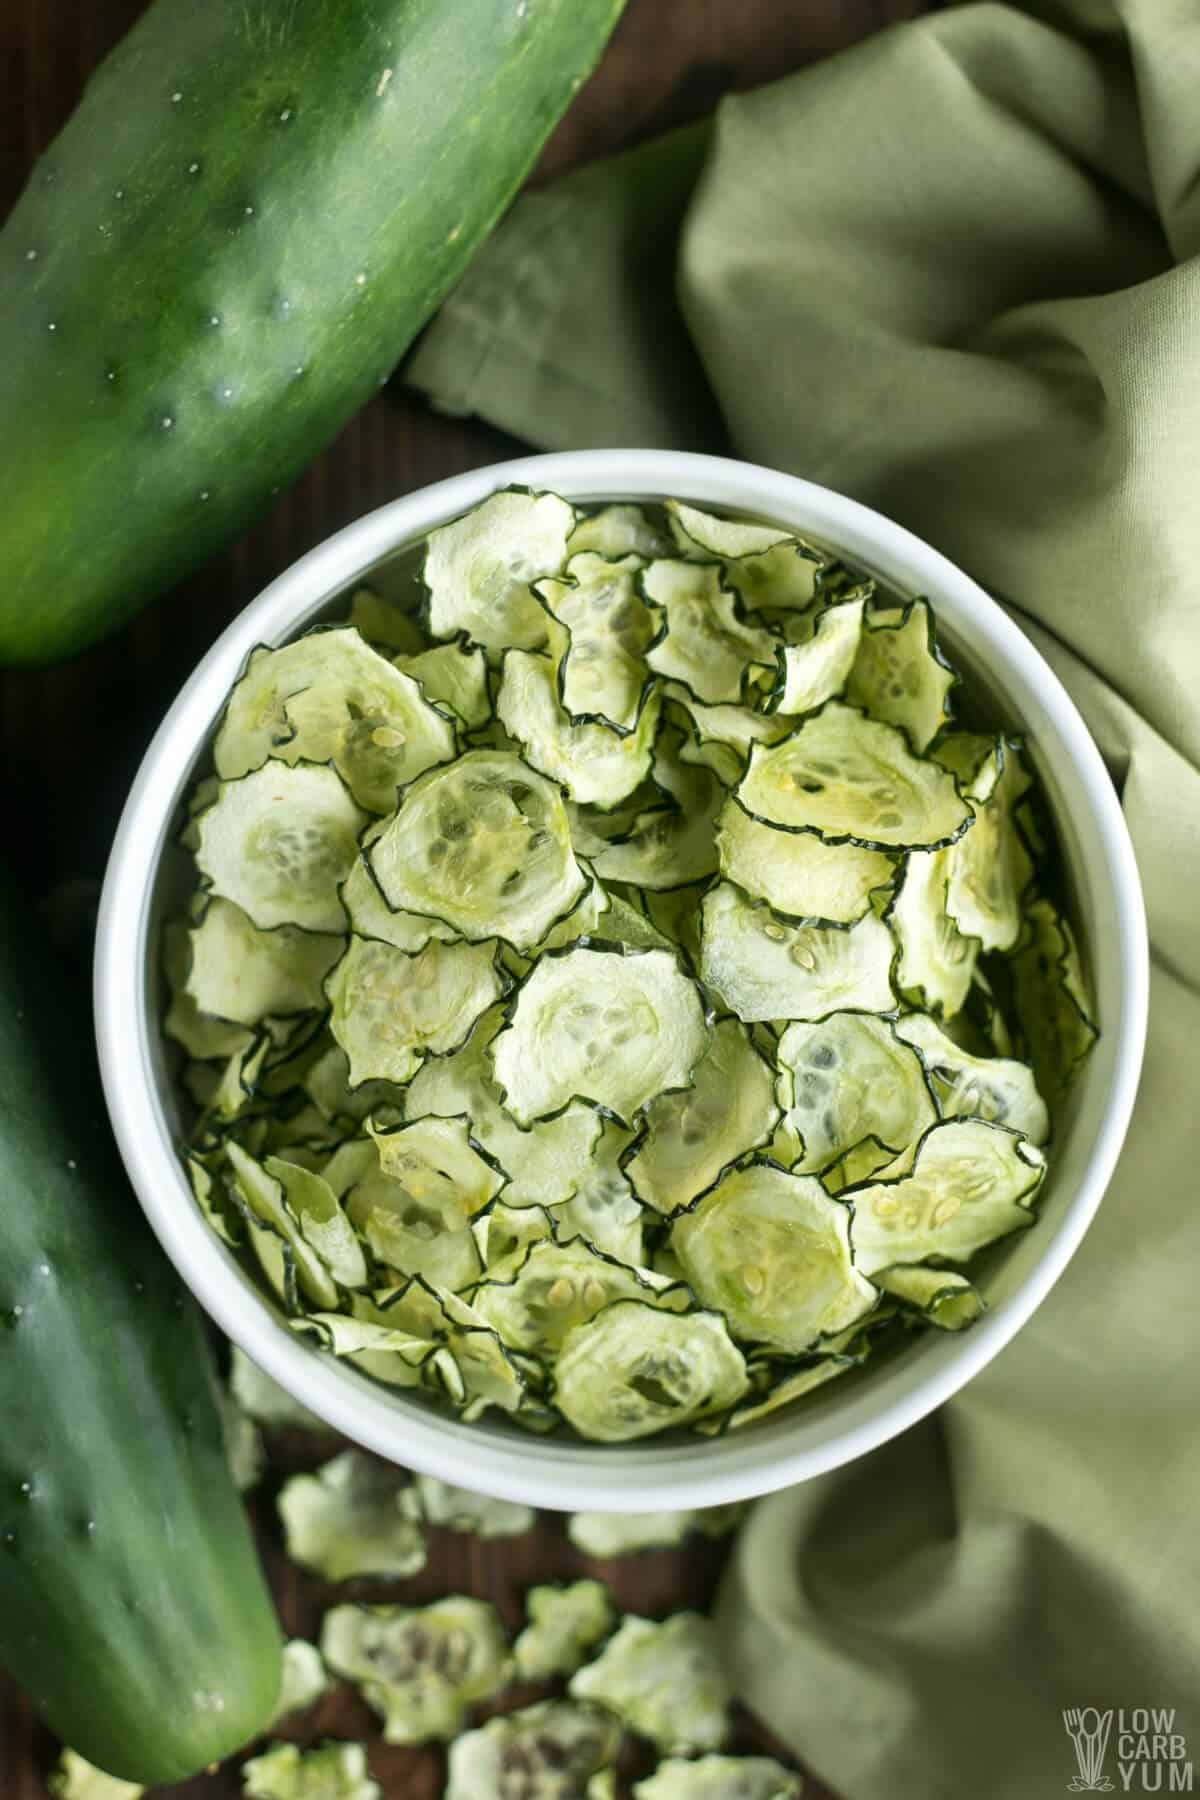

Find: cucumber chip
<box><xmin>399</xmin><ymin>1474</ymin><xmax>535</xmax><ymax>1538</ymax></box>
<box><xmin>672</xmin><ymin>1163</ymin><xmax>877</xmax><ymax>1354</ymax></box>
<box><xmin>167</xmin><ymin>485</ymin><xmax>1093</xmax><ymax>1440</ymax></box>
<box><xmin>716</xmin><ymin>797</ymin><xmax>893</xmax><ymax>924</ymax></box>
<box><xmin>321</xmin><ymin>1597</ymin><xmax>511</xmax><ymax>1744</ymax></box>
<box><xmin>738</xmin><ymin>702</ymin><xmax>972</xmax><ymax>850</ymax></box>
<box><xmin>270</xmin><ymin>1638</ymin><xmax>334</xmax><ymax>1728</ymax></box>
<box><xmin>277</xmin><ymin>1449</ymin><xmax>427</xmax><ymax>1582</ymax></box>
<box><xmin>491</xmin><ymin>945</ymin><xmax>707</xmax><ymax>1126</ymax></box>
<box><xmin>514</xmin><ymin>1583</ymin><xmax>617</xmax><ymax>1681</ymax></box>
<box><xmin>634</xmin><ymin>1756</ymin><xmax>805</xmax><ymax>1800</ymax></box>
<box><xmin>566</xmin><ymin>1506</ymin><xmax>746</xmax><ymax>1558</ymax></box>
<box><xmin>196</xmin><ymin>763</ymin><xmax>367</xmax><ymax>933</ymax></box>
<box><xmin>699</xmin><ymin>881</ymin><xmax>896</xmax><ymax>1023</ymax></box>
<box><xmin>368</xmin><ymin>750</ymin><xmax>587</xmax><ymax>949</ymax></box>
<box><xmin>424</xmin><ymin>487</ymin><xmax>576</xmax><ymax>653</ymax></box>
<box><xmin>446</xmin><ymin>1700</ymin><xmax>620</xmax><ymax>1800</ymax></box>
<box><xmin>568</xmin><ymin>1612</ymin><xmax>732</xmax><ymax>1753</ymax></box>
<box><xmin>241</xmin><ymin>1741</ymin><xmax>380</xmax><ymax>1800</ymax></box>
<box><xmin>848</xmin><ymin>1118</ymin><xmax>1045</xmax><ymax>1275</ymax></box>
<box><xmin>554</xmin><ymin>1303</ymin><xmax>748</xmax><ymax>1442</ymax></box>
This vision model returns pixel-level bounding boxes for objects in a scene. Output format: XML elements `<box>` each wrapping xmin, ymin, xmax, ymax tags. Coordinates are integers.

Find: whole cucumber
<box><xmin>0</xmin><ymin>866</ymin><xmax>281</xmax><ymax>1782</ymax></box>
<box><xmin>0</xmin><ymin>0</ymin><xmax>625</xmax><ymax>666</ymax></box>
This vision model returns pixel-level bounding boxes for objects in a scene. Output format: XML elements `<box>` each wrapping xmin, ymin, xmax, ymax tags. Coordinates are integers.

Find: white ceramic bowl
<box><xmin>95</xmin><ymin>449</ymin><xmax>1148</xmax><ymax>1511</ymax></box>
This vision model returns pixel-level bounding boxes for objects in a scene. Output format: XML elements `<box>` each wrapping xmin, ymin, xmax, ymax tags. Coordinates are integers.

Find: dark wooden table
<box><xmin>1</xmin><ymin>3</ymin><xmax>923</xmax><ymax>1792</ymax></box>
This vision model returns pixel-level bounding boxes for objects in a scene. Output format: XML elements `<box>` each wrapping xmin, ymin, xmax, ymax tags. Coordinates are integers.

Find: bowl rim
<box><xmin>95</xmin><ymin>447</ymin><xmax>1149</xmax><ymax>1511</ymax></box>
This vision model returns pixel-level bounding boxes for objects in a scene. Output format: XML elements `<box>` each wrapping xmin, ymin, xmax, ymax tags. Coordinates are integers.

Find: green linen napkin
<box><xmin>410</xmin><ymin>4</ymin><xmax>1200</xmax><ymax>1795</ymax></box>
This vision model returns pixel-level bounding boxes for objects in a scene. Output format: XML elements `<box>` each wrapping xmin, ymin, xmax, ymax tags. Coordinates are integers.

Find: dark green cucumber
<box><xmin>0</xmin><ymin>866</ymin><xmax>281</xmax><ymax>1782</ymax></box>
<box><xmin>0</xmin><ymin>0</ymin><xmax>625</xmax><ymax>666</ymax></box>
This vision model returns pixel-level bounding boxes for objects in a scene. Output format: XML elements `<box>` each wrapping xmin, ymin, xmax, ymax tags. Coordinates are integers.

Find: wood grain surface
<box><xmin>0</xmin><ymin>2</ymin><xmax>924</xmax><ymax>1793</ymax></box>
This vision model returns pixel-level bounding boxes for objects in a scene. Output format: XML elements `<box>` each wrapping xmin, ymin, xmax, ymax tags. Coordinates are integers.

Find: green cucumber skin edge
<box><xmin>0</xmin><ymin>0</ymin><xmax>626</xmax><ymax>667</ymax></box>
<box><xmin>0</xmin><ymin>867</ymin><xmax>281</xmax><ymax>1783</ymax></box>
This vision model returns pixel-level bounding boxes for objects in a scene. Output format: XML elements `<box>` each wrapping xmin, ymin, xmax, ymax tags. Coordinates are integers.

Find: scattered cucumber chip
<box><xmin>168</xmin><ymin>486</ymin><xmax>1095</xmax><ymax>1439</ymax></box>
<box><xmin>229</xmin><ymin>1347</ymin><xmax>331</xmax><ymax>1431</ymax></box>
<box><xmin>277</xmin><ymin>1449</ymin><xmax>427</xmax><ymax>1582</ymax></box>
<box><xmin>635</xmin><ymin>1756</ymin><xmax>804</xmax><ymax>1800</ymax></box>
<box><xmin>270</xmin><ymin>1637</ymin><xmax>334</xmax><ymax>1727</ymax></box>
<box><xmin>424</xmin><ymin>487</ymin><xmax>576</xmax><ymax>652</ymax></box>
<box><xmin>47</xmin><ymin>1750</ymin><xmax>144</xmax><ymax>1800</ymax></box>
<box><xmin>321</xmin><ymin>1597</ymin><xmax>511</xmax><ymax>1743</ymax></box>
<box><xmin>399</xmin><ymin>1473</ymin><xmax>535</xmax><ymax>1538</ymax></box>
<box><xmin>446</xmin><ymin>1699</ymin><xmax>621</xmax><ymax>1800</ymax></box>
<box><xmin>566</xmin><ymin>1506</ymin><xmax>746</xmax><ymax>1558</ymax></box>
<box><xmin>569</xmin><ymin>1612</ymin><xmax>732</xmax><ymax>1754</ymax></box>
<box><xmin>241</xmin><ymin>1740</ymin><xmax>380</xmax><ymax>1800</ymax></box>
<box><xmin>514</xmin><ymin>1582</ymin><xmax>617</xmax><ymax>1681</ymax></box>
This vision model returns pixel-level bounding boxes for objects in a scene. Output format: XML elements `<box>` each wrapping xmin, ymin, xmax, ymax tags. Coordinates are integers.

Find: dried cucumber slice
<box><xmin>266</xmin><ymin>1155</ymin><xmax>367</xmax><ymax>1289</ymax></box>
<box><xmin>214</xmin><ymin>626</ymin><xmax>456</xmax><ymax>813</ymax></box>
<box><xmin>446</xmin><ymin>1700</ymin><xmax>620</xmax><ymax>1800</ymax></box>
<box><xmin>368</xmin><ymin>749</ymin><xmax>587</xmax><ymax>949</ymax></box>
<box><xmin>848</xmin><ymin>1118</ymin><xmax>1045</xmax><ymax>1275</ymax></box>
<box><xmin>344</xmin><ymin>1125</ymin><xmax>495</xmax><ymax>1292</ymax></box>
<box><xmin>395</xmin><ymin>639</ymin><xmax>491</xmax><ymax>731</ymax></box>
<box><xmin>47</xmin><ymin>1751</ymin><xmax>145</xmax><ymax>1800</ymax></box>
<box><xmin>846</xmin><ymin>599</ymin><xmax>957</xmax><ymax>752</ymax></box>
<box><xmin>644</xmin><ymin>559</ymin><xmax>777</xmax><ymax>705</ymax></box>
<box><xmin>699</xmin><ymin>881</ymin><xmax>896</xmax><ymax>1023</ymax></box>
<box><xmin>775</xmin><ymin>1014</ymin><xmax>937</xmax><ymax>1175</ymax></box>
<box><xmin>569</xmin><ymin>1611</ymin><xmax>732</xmax><ymax>1753</ymax></box>
<box><xmin>635</xmin><ymin>1756</ymin><xmax>804</xmax><ymax>1800</ymax></box>
<box><xmin>894</xmin><ymin>1011</ymin><xmax>1048</xmax><ymax>1142</ymax></box>
<box><xmin>725</xmin><ymin>1356</ymin><xmax>853</xmax><ymax>1430</ymax></box>
<box><xmin>549</xmin><ymin>1118</ymin><xmax>648</xmax><ymax>1266</ymax></box>
<box><xmin>277</xmin><ymin>1449</ymin><xmax>426</xmax><ymax>1581</ymax></box>
<box><xmin>672</xmin><ymin>1163</ymin><xmax>877</xmax><ymax>1353</ymax></box>
<box><xmin>566</xmin><ymin>1506</ymin><xmax>746</xmax><ymax>1558</ymax></box>
<box><xmin>944</xmin><ymin>739</ymin><xmax>1033</xmax><ymax>951</ymax></box>
<box><xmin>349</xmin><ymin>585</ymin><xmax>426</xmax><ymax>655</ymax></box>
<box><xmin>327</xmin><ymin>936</ymin><xmax>503</xmax><ymax>1086</ymax></box>
<box><xmin>553</xmin><ymin>1302</ymin><xmax>747</xmax><ymax>1442</ymax></box>
<box><xmin>889</xmin><ymin>849</ymin><xmax>978</xmax><ymax>1019</ymax></box>
<box><xmin>626</xmin><ymin>1017</ymin><xmax>780</xmax><ymax>1215</ymax></box>
<box><xmin>269</xmin><ymin>1638</ymin><xmax>333</xmax><ymax>1727</ymax></box>
<box><xmin>399</xmin><ymin>1474</ymin><xmax>534</xmax><ymax>1538</ymax></box>
<box><xmin>162</xmin><ymin>919</ymin><xmax>254</xmax><ymax>1061</ymax></box>
<box><xmin>514</xmin><ymin>1583</ymin><xmax>616</xmax><ymax>1681</ymax></box>
<box><xmin>569</xmin><ymin>502</ymin><xmax>671</xmax><ymax>560</ymax></box>
<box><xmin>471</xmin><ymin>1239</ymin><xmax>683</xmax><ymax>1359</ymax></box>
<box><xmin>875</xmin><ymin>1264</ymin><xmax>984</xmax><ymax>1330</ymax></box>
<box><xmin>196</xmin><ymin>763</ymin><xmax>367</xmax><ymax>933</ymax></box>
<box><xmin>185</xmin><ymin>897</ymin><xmax>343</xmax><ymax>1026</ymax></box>
<box><xmin>321</xmin><ymin>1597</ymin><xmax>511</xmax><ymax>1744</ymax></box>
<box><xmin>491</xmin><ymin>945</ymin><xmax>707</xmax><ymax>1126</ymax></box>
<box><xmin>716</xmin><ymin>798</ymin><xmax>893</xmax><ymax>924</ymax></box>
<box><xmin>498</xmin><ymin>649</ymin><xmax>661</xmax><ymax>807</ymax></box>
<box><xmin>405</xmin><ymin>1005</ymin><xmax>602</xmax><ymax>1209</ymax></box>
<box><xmin>538</xmin><ymin>552</ymin><xmax>657</xmax><ymax>731</ymax></box>
<box><xmin>1011</xmin><ymin>896</ymin><xmax>1099</xmax><ymax>1104</ymax></box>
<box><xmin>738</xmin><ymin>702</ymin><xmax>972</xmax><ymax>850</ymax></box>
<box><xmin>242</xmin><ymin>1741</ymin><xmax>380</xmax><ymax>1800</ymax></box>
<box><xmin>424</xmin><ymin>488</ymin><xmax>575</xmax><ymax>653</ymax></box>
<box><xmin>760</xmin><ymin>596</ymin><xmax>864</xmax><ymax>717</ymax></box>
<box><xmin>666</xmin><ymin>500</ymin><xmax>792</xmax><ymax>562</ymax></box>
<box><xmin>592</xmin><ymin>720</ymin><xmax>724</xmax><ymax>890</ymax></box>
<box><xmin>664</xmin><ymin>682</ymin><xmax>792</xmax><ymax>760</ymax></box>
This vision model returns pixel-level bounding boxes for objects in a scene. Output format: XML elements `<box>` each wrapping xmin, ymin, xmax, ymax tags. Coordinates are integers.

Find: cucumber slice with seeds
<box><xmin>405</xmin><ymin>1004</ymin><xmax>603</xmax><ymax>1210</ymax></box>
<box><xmin>498</xmin><ymin>649</ymin><xmax>661</xmax><ymax>807</ymax></box>
<box><xmin>277</xmin><ymin>1449</ymin><xmax>426</xmax><ymax>1582</ymax></box>
<box><xmin>321</xmin><ymin>1598</ymin><xmax>511</xmax><ymax>1745</ymax></box>
<box><xmin>894</xmin><ymin>1011</ymin><xmax>1048</xmax><ymax>1142</ymax></box>
<box><xmin>569</xmin><ymin>502</ymin><xmax>671</xmax><ymax>560</ymax></box>
<box><xmin>424</xmin><ymin>488</ymin><xmax>575</xmax><ymax>653</ymax></box>
<box><xmin>672</xmin><ymin>1163</ymin><xmax>877</xmax><ymax>1354</ymax></box>
<box><xmin>491</xmin><ymin>945</ymin><xmax>707</xmax><ymax>1126</ymax></box>
<box><xmin>848</xmin><ymin>1118</ymin><xmax>1044</xmax><ymax>1275</ymax></box>
<box><xmin>446</xmin><ymin>1700</ymin><xmax>620</xmax><ymax>1800</ymax></box>
<box><xmin>1010</xmin><ymin>896</ymin><xmax>1099</xmax><ymax>1104</ymax></box>
<box><xmin>341</xmin><ymin>836</ymin><xmax>458</xmax><ymax>954</ymax></box>
<box><xmin>224</xmin><ymin>1141</ymin><xmax>339</xmax><ymax>1309</ymax></box>
<box><xmin>514</xmin><ymin>1582</ymin><xmax>616</xmax><ymax>1682</ymax></box>
<box><xmin>738</xmin><ymin>702</ymin><xmax>972</xmax><ymax>850</ymax></box>
<box><xmin>554</xmin><ymin>1303</ymin><xmax>748</xmax><ymax>1442</ymax></box>
<box><xmin>593</xmin><ymin>727</ymin><xmax>724</xmax><ymax>891</ymax></box>
<box><xmin>635</xmin><ymin>1756</ymin><xmax>805</xmax><ymax>1800</ymax></box>
<box><xmin>776</xmin><ymin>1014</ymin><xmax>937</xmax><ymax>1175</ymax></box>
<box><xmin>889</xmin><ymin>849</ymin><xmax>978</xmax><ymax>1018</ymax></box>
<box><xmin>944</xmin><ymin>739</ymin><xmax>1033</xmax><ymax>951</ymax></box>
<box><xmin>327</xmin><ymin>936</ymin><xmax>503</xmax><ymax>1086</ymax></box>
<box><xmin>725</xmin><ymin>541</ymin><xmax>825</xmax><ymax>617</ymax></box>
<box><xmin>549</xmin><ymin>1117</ymin><xmax>647</xmax><ymax>1265</ymax></box>
<box><xmin>162</xmin><ymin>918</ymin><xmax>254</xmax><ymax>1060</ymax></box>
<box><xmin>699</xmin><ymin>881</ymin><xmax>896</xmax><ymax>1023</ymax></box>
<box><xmin>266</xmin><ymin>1156</ymin><xmax>368</xmax><ymax>1289</ymax></box>
<box><xmin>626</xmin><ymin>1017</ymin><xmax>780</xmax><ymax>1215</ymax></box>
<box><xmin>242</xmin><ymin>1742</ymin><xmax>380</xmax><ymax>1800</ymax></box>
<box><xmin>875</xmin><ymin>1264</ymin><xmax>984</xmax><ymax>1330</ymax></box>
<box><xmin>760</xmin><ymin>596</ymin><xmax>865</xmax><ymax>717</ymax></box>
<box><xmin>471</xmin><ymin>1239</ymin><xmax>683</xmax><ymax>1358</ymax></box>
<box><xmin>394</xmin><ymin>639</ymin><xmax>491</xmax><ymax>731</ymax></box>
<box><xmin>196</xmin><ymin>763</ymin><xmax>367</xmax><ymax>934</ymax></box>
<box><xmin>716</xmin><ymin>798</ymin><xmax>893</xmax><ymax>924</ymax></box>
<box><xmin>568</xmin><ymin>1611</ymin><xmax>732</xmax><ymax>1753</ymax></box>
<box><xmin>664</xmin><ymin>682</ymin><xmax>792</xmax><ymax>759</ymax></box>
<box><xmin>368</xmin><ymin>749</ymin><xmax>587</xmax><ymax>949</ymax></box>
<box><xmin>644</xmin><ymin>560</ymin><xmax>777</xmax><ymax>706</ymax></box>
<box><xmin>666</xmin><ymin>500</ymin><xmax>792</xmax><ymax>562</ymax></box>
<box><xmin>214</xmin><ymin>627</ymin><xmax>456</xmax><ymax>814</ymax></box>
<box><xmin>538</xmin><ymin>552</ymin><xmax>658</xmax><ymax>732</ymax></box>
<box><xmin>846</xmin><ymin>599</ymin><xmax>957</xmax><ymax>752</ymax></box>
<box><xmin>185</xmin><ymin>897</ymin><xmax>344</xmax><ymax>1026</ymax></box>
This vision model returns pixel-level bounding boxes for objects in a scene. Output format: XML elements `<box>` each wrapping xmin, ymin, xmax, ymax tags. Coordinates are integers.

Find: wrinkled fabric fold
<box><xmin>410</xmin><ymin>4</ymin><xmax>1200</xmax><ymax>1794</ymax></box>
